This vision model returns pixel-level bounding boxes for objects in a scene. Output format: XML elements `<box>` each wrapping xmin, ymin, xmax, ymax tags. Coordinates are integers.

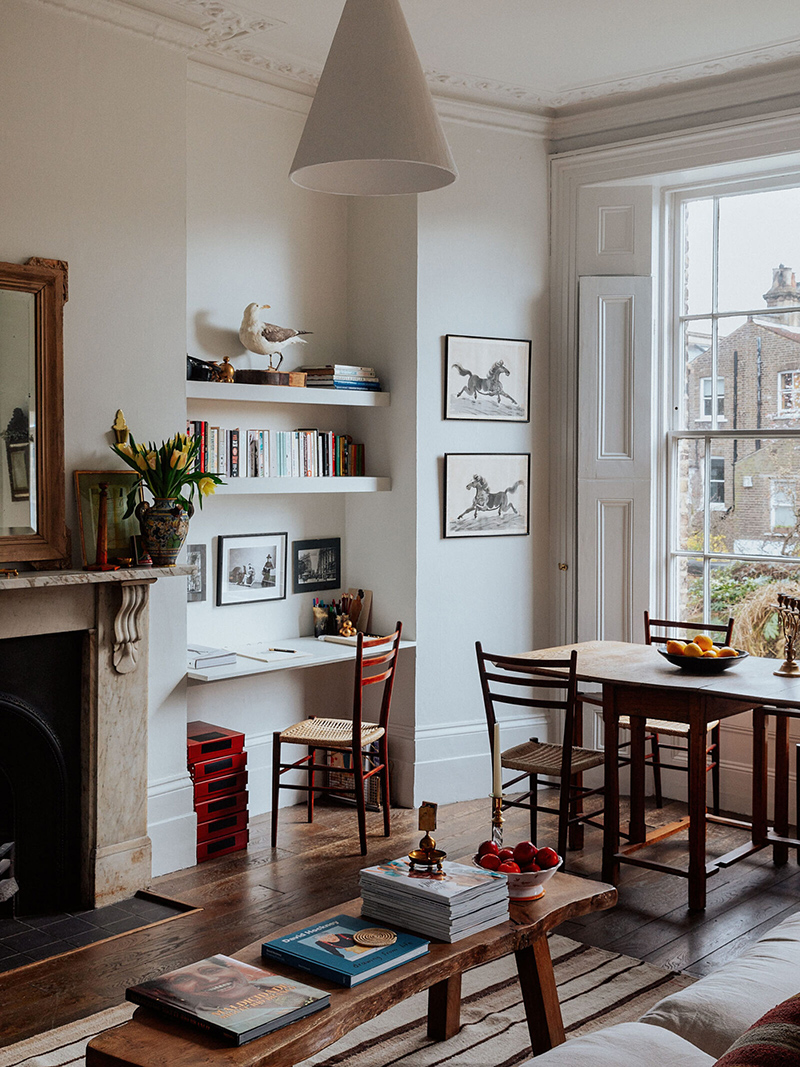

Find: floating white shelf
<box><xmin>213</xmin><ymin>476</ymin><xmax>390</xmax><ymax>495</ymax></box>
<box><xmin>186</xmin><ymin>381</ymin><xmax>390</xmax><ymax>407</ymax></box>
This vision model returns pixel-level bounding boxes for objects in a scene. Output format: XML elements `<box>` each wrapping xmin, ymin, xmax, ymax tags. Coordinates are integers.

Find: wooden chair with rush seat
<box><xmin>271</xmin><ymin>623</ymin><xmax>402</xmax><ymax>856</ymax></box>
<box><xmin>475</xmin><ymin>642</ymin><xmax>606</xmax><ymax>864</ymax></box>
<box><xmin>631</xmin><ymin>611</ymin><xmax>734</xmax><ymax>812</ymax></box>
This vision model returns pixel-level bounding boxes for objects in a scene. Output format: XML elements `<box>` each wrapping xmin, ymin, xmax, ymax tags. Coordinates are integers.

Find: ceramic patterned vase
<box><xmin>135</xmin><ymin>497</ymin><xmax>194</xmax><ymax>566</ymax></box>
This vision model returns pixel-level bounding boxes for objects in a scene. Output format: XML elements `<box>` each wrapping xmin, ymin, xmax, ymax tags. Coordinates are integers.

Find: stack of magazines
<box><xmin>359</xmin><ymin>858</ymin><xmax>509</xmax><ymax>943</ymax></box>
<box><xmin>300</xmin><ymin>364</ymin><xmax>381</xmax><ymax>391</ymax></box>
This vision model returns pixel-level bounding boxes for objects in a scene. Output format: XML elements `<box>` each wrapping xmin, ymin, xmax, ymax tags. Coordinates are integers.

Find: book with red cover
<box><xmin>193</xmin><ymin>771</ymin><xmax>248</xmax><ymax>802</ymax></box>
<box><xmin>194</xmin><ymin>789</ymin><xmax>248</xmax><ymax>823</ymax></box>
<box><xmin>126</xmin><ymin>954</ymin><xmax>329</xmax><ymax>1044</ymax></box>
<box><xmin>196</xmin><ymin>828</ymin><xmax>249</xmax><ymax>862</ymax></box>
<box><xmin>196</xmin><ymin>808</ymin><xmax>249</xmax><ymax>843</ymax></box>
<box><xmin>190</xmin><ymin>751</ymin><xmax>247</xmax><ymax>782</ymax></box>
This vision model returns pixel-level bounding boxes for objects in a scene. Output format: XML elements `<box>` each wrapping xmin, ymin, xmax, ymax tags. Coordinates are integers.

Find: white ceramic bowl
<box><xmin>473</xmin><ymin>854</ymin><xmax>563</xmax><ymax>901</ymax></box>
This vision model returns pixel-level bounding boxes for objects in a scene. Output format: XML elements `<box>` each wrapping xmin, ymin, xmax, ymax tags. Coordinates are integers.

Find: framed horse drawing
<box><xmin>443</xmin><ymin>453</ymin><xmax>530</xmax><ymax>538</ymax></box>
<box><xmin>444</xmin><ymin>335</ymin><xmax>531</xmax><ymax>421</ymax></box>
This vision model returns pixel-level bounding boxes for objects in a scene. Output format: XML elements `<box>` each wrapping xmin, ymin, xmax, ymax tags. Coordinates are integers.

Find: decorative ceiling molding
<box><xmin>34</xmin><ymin>0</ymin><xmax>800</xmax><ymax>124</ymax></box>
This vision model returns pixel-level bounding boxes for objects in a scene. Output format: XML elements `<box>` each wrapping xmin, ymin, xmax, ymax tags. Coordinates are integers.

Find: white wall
<box><xmin>0</xmin><ymin>0</ymin><xmax>193</xmax><ymax>874</ymax></box>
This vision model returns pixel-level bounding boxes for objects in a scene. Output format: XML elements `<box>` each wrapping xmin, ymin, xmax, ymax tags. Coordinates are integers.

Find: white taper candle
<box><xmin>492</xmin><ymin>722</ymin><xmax>502</xmax><ymax>798</ymax></box>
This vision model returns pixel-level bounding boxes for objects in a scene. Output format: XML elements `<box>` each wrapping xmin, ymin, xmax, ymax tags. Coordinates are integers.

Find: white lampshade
<box><xmin>290</xmin><ymin>0</ymin><xmax>457</xmax><ymax>196</ymax></box>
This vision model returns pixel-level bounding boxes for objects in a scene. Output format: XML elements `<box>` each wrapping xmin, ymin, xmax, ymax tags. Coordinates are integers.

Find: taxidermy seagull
<box><xmin>238</xmin><ymin>303</ymin><xmax>312</xmax><ymax>370</ymax></box>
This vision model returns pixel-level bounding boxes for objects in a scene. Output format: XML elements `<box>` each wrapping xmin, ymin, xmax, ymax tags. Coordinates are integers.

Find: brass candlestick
<box><xmin>408</xmin><ymin>801</ymin><xmax>446</xmax><ymax>873</ymax></box>
<box><xmin>491</xmin><ymin>794</ymin><xmax>504</xmax><ymax>848</ymax></box>
<box><xmin>773</xmin><ymin>594</ymin><xmax>800</xmax><ymax>677</ymax></box>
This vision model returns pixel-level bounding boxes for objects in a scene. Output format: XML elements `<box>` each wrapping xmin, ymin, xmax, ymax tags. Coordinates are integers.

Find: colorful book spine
<box><xmin>229</xmin><ymin>429</ymin><xmax>239</xmax><ymax>477</ymax></box>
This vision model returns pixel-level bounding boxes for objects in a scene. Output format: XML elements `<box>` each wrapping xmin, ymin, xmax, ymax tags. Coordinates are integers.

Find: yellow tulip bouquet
<box><xmin>111</xmin><ymin>432</ymin><xmax>224</xmax><ymax>517</ymax></box>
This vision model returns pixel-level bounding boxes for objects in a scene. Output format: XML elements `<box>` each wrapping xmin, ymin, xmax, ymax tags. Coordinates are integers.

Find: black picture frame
<box><xmin>443</xmin><ymin>453</ymin><xmax>530</xmax><ymax>538</ymax></box>
<box><xmin>216</xmin><ymin>532</ymin><xmax>287</xmax><ymax>606</ymax></box>
<box><xmin>292</xmin><ymin>537</ymin><xmax>341</xmax><ymax>594</ymax></box>
<box><xmin>444</xmin><ymin>335</ymin><xmax>531</xmax><ymax>422</ymax></box>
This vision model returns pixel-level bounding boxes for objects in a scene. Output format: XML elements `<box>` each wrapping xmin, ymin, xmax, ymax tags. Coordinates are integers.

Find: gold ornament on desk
<box><xmin>773</xmin><ymin>594</ymin><xmax>800</xmax><ymax>677</ymax></box>
<box><xmin>408</xmin><ymin>801</ymin><xmax>446</xmax><ymax>873</ymax></box>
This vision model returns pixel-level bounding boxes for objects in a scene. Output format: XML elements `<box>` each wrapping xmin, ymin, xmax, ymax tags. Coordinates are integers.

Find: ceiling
<box><xmin>123</xmin><ymin>0</ymin><xmax>800</xmax><ymax>112</ymax></box>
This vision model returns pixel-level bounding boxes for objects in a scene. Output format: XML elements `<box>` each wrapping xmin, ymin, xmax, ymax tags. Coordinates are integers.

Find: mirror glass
<box><xmin>0</xmin><ymin>288</ymin><xmax>37</xmax><ymax>536</ymax></box>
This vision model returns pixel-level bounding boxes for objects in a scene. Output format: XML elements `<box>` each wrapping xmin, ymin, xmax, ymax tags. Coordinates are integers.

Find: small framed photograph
<box><xmin>444</xmin><ymin>453</ymin><xmax>530</xmax><ymax>538</ymax></box>
<box><xmin>130</xmin><ymin>534</ymin><xmax>151</xmax><ymax>566</ymax></box>
<box><xmin>445</xmin><ymin>335</ymin><xmax>531</xmax><ymax>422</ymax></box>
<box><xmin>74</xmin><ymin>470</ymin><xmax>143</xmax><ymax>568</ymax></box>
<box><xmin>216</xmin><ymin>532</ymin><xmax>287</xmax><ymax>606</ymax></box>
<box><xmin>185</xmin><ymin>543</ymin><xmax>207</xmax><ymax>603</ymax></box>
<box><xmin>292</xmin><ymin>537</ymin><xmax>341</xmax><ymax>594</ymax></box>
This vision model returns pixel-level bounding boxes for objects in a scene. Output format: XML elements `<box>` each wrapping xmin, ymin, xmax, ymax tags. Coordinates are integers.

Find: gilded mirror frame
<box><xmin>0</xmin><ymin>258</ymin><xmax>67</xmax><ymax>564</ymax></box>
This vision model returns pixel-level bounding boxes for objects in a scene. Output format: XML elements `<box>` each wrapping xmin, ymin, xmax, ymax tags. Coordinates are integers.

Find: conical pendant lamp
<box><xmin>290</xmin><ymin>0</ymin><xmax>457</xmax><ymax>196</ymax></box>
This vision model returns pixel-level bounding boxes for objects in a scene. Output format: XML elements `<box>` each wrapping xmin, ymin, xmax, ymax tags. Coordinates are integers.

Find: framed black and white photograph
<box><xmin>445</xmin><ymin>335</ymin><xmax>531</xmax><ymax>422</ymax></box>
<box><xmin>444</xmin><ymin>453</ymin><xmax>530</xmax><ymax>538</ymax></box>
<box><xmin>216</xmin><ymin>532</ymin><xmax>287</xmax><ymax>606</ymax></box>
<box><xmin>292</xmin><ymin>537</ymin><xmax>341</xmax><ymax>594</ymax></box>
<box><xmin>185</xmin><ymin>543</ymin><xmax>207</xmax><ymax>603</ymax></box>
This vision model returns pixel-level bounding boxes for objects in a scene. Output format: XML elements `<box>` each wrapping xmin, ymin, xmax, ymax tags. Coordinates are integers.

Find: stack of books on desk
<box><xmin>299</xmin><ymin>364</ymin><xmax>381</xmax><ymax>391</ymax></box>
<box><xmin>359</xmin><ymin>858</ymin><xmax>509</xmax><ymax>943</ymax></box>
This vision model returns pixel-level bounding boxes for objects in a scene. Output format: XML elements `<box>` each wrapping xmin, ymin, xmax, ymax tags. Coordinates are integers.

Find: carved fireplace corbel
<box><xmin>113</xmin><ymin>578</ymin><xmax>157</xmax><ymax>673</ymax></box>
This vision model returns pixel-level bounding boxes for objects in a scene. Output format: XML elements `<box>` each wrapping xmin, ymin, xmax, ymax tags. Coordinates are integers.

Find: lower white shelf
<box><xmin>212</xmin><ymin>476</ymin><xmax>390</xmax><ymax>495</ymax></box>
<box><xmin>187</xmin><ymin>636</ymin><xmax>416</xmax><ymax>683</ymax></box>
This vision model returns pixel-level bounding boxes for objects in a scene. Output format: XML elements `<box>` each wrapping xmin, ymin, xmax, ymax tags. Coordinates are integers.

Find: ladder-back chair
<box><xmin>271</xmin><ymin>623</ymin><xmax>402</xmax><ymax>856</ymax></box>
<box><xmin>475</xmin><ymin>642</ymin><xmax>605</xmax><ymax>864</ymax></box>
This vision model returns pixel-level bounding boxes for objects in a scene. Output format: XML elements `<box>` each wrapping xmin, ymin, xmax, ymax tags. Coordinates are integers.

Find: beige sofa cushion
<box><xmin>519</xmin><ymin>1021</ymin><xmax>715</xmax><ymax>1066</ymax></box>
<box><xmin>640</xmin><ymin>910</ymin><xmax>800</xmax><ymax>1059</ymax></box>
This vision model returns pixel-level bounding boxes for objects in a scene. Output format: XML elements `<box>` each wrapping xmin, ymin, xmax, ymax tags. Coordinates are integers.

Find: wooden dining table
<box><xmin>520</xmin><ymin>640</ymin><xmax>800</xmax><ymax>910</ymax></box>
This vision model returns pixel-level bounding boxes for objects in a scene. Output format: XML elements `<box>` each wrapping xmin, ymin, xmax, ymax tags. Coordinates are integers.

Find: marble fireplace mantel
<box><xmin>0</xmin><ymin>566</ymin><xmax>193</xmax><ymax>907</ymax></box>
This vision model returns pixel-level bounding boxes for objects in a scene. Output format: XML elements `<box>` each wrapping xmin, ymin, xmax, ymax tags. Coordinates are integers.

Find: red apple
<box><xmin>497</xmin><ymin>860</ymin><xmax>521</xmax><ymax>873</ymax></box>
<box><xmin>477</xmin><ymin>840</ymin><xmax>500</xmax><ymax>858</ymax></box>
<box><xmin>520</xmin><ymin>862</ymin><xmax>541</xmax><ymax>873</ymax></box>
<box><xmin>535</xmin><ymin>846</ymin><xmax>560</xmax><ymax>869</ymax></box>
<box><xmin>497</xmin><ymin>848</ymin><xmax>515</xmax><ymax>862</ymax></box>
<box><xmin>478</xmin><ymin>853</ymin><xmax>502</xmax><ymax>870</ymax></box>
<box><xmin>512</xmin><ymin>840</ymin><xmax>538</xmax><ymax>867</ymax></box>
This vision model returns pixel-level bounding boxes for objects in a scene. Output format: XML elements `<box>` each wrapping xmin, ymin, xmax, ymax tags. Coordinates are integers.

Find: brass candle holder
<box><xmin>408</xmin><ymin>801</ymin><xmax>446</xmax><ymax>873</ymax></box>
<box><xmin>491</xmin><ymin>794</ymin><xmax>504</xmax><ymax>848</ymax></box>
<box><xmin>773</xmin><ymin>594</ymin><xmax>800</xmax><ymax>677</ymax></box>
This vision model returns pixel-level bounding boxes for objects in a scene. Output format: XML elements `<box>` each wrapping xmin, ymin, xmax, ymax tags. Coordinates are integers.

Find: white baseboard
<box><xmin>147</xmin><ymin>771</ymin><xmax>196</xmax><ymax>877</ymax></box>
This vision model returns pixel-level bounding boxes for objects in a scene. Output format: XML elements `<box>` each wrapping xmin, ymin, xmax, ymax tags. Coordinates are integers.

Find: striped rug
<box><xmin>0</xmin><ymin>936</ymin><xmax>694</xmax><ymax>1067</ymax></box>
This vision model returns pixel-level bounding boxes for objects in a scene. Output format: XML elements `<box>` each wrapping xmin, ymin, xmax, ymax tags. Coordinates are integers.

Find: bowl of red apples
<box><xmin>474</xmin><ymin>839</ymin><xmax>562</xmax><ymax>900</ymax></box>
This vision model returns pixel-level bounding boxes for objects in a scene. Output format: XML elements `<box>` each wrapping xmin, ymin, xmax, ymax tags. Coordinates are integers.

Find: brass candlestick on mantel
<box><xmin>774</xmin><ymin>594</ymin><xmax>800</xmax><ymax>677</ymax></box>
<box><xmin>408</xmin><ymin>801</ymin><xmax>446</xmax><ymax>873</ymax></box>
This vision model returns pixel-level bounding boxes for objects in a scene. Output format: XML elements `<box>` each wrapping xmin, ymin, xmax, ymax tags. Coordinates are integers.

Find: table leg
<box><xmin>427</xmin><ymin>974</ymin><xmax>462</xmax><ymax>1041</ymax></box>
<box><xmin>602</xmin><ymin>686</ymin><xmax>620</xmax><ymax>886</ymax></box>
<box><xmin>629</xmin><ymin>714</ymin><xmax>647</xmax><ymax>844</ymax></box>
<box><xmin>688</xmin><ymin>699</ymin><xmax>707</xmax><ymax>911</ymax></box>
<box><xmin>752</xmin><ymin>708</ymin><xmax>768</xmax><ymax>848</ymax></box>
<box><xmin>774</xmin><ymin>713</ymin><xmax>790</xmax><ymax>866</ymax></box>
<box><xmin>515</xmin><ymin>937</ymin><xmax>566</xmax><ymax>1055</ymax></box>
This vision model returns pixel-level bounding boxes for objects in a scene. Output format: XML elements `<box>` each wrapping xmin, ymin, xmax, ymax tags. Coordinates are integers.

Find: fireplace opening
<box><xmin>0</xmin><ymin>631</ymin><xmax>84</xmax><ymax>917</ymax></box>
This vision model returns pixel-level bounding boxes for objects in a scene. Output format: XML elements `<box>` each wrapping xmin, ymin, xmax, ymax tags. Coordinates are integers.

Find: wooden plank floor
<box><xmin>1</xmin><ymin>791</ymin><xmax>800</xmax><ymax>1046</ymax></box>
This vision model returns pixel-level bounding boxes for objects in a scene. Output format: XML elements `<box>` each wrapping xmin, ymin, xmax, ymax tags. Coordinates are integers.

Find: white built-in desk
<box><xmin>187</xmin><ymin>635</ymin><xmax>416</xmax><ymax>683</ymax></box>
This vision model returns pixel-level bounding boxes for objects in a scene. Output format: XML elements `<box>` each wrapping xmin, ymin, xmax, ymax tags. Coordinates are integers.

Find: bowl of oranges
<box><xmin>656</xmin><ymin>634</ymin><xmax>749</xmax><ymax>673</ymax></box>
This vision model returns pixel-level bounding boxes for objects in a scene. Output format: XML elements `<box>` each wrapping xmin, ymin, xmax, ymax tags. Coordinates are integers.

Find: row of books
<box><xmin>300</xmin><ymin>363</ymin><xmax>381</xmax><ymax>392</ymax></box>
<box><xmin>186</xmin><ymin>422</ymin><xmax>366</xmax><ymax>478</ymax></box>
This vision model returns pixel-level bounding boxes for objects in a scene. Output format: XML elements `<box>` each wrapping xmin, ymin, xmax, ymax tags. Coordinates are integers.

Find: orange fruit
<box><xmin>702</xmin><ymin>649</ymin><xmax>718</xmax><ymax>657</ymax></box>
<box><xmin>683</xmin><ymin>642</ymin><xmax>703</xmax><ymax>657</ymax></box>
<box><xmin>717</xmin><ymin>646</ymin><xmax>738</xmax><ymax>657</ymax></box>
<box><xmin>694</xmin><ymin>634</ymin><xmax>714</xmax><ymax>651</ymax></box>
<box><xmin>665</xmin><ymin>640</ymin><xmax>686</xmax><ymax>655</ymax></box>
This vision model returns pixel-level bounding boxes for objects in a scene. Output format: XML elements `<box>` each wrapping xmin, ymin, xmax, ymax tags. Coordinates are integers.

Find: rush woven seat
<box><xmin>271</xmin><ymin>623</ymin><xmax>402</xmax><ymax>856</ymax></box>
<box><xmin>618</xmin><ymin>717</ymin><xmax>720</xmax><ymax>736</ymax></box>
<box><xmin>476</xmin><ymin>643</ymin><xmax>605</xmax><ymax>865</ymax></box>
<box><xmin>276</xmin><ymin>718</ymin><xmax>385</xmax><ymax>749</ymax></box>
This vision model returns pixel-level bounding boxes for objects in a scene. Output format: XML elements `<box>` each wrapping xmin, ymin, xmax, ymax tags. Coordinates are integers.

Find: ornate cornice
<box><xmin>32</xmin><ymin>0</ymin><xmax>800</xmax><ymax>124</ymax></box>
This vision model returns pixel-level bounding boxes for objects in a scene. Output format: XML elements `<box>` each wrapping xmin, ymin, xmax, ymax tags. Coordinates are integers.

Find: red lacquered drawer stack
<box><xmin>187</xmin><ymin>720</ymin><xmax>249</xmax><ymax>862</ymax></box>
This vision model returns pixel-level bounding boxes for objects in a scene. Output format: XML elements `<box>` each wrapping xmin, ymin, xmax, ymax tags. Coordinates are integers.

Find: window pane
<box><xmin>718</xmin><ymin>187</ymin><xmax>800</xmax><ymax>313</ymax></box>
<box><xmin>681</xmin><ymin>319</ymin><xmax>711</xmax><ymax>430</ymax></box>
<box><xmin>683</xmin><ymin>198</ymin><xmax>714</xmax><ymax>316</ymax></box>
<box><xmin>676</xmin><ymin>438</ymin><xmax>704</xmax><ymax>552</ymax></box>
<box><xmin>707</xmin><ymin>437</ymin><xmax>800</xmax><ymax>555</ymax></box>
<box><xmin>674</xmin><ymin>557</ymin><xmax>706</xmax><ymax>624</ymax></box>
<box><xmin>711</xmin><ymin>564</ymin><xmax>800</xmax><ymax>657</ymax></box>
